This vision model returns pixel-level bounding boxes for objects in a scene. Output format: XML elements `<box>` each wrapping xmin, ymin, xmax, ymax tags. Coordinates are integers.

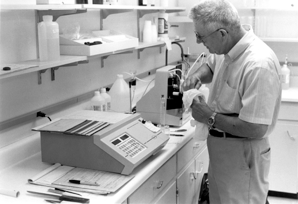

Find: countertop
<box><xmin>281</xmin><ymin>87</ymin><xmax>298</xmax><ymax>102</ymax></box>
<box><xmin>0</xmin><ymin>74</ymin><xmax>297</xmax><ymax>203</ymax></box>
<box><xmin>0</xmin><ymin>118</ymin><xmax>195</xmax><ymax>204</ymax></box>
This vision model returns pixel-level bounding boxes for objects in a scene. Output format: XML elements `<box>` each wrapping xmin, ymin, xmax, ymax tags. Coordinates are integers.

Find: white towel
<box><xmin>183</xmin><ymin>89</ymin><xmax>209</xmax><ymax>141</ymax></box>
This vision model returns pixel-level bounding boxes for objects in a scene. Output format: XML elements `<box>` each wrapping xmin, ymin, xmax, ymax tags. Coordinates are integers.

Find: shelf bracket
<box><xmin>101</xmin><ymin>56</ymin><xmax>109</xmax><ymax>68</ymax></box>
<box><xmin>101</xmin><ymin>50</ymin><xmax>134</xmax><ymax>67</ymax></box>
<box><xmin>51</xmin><ymin>67</ymin><xmax>60</xmax><ymax>81</ymax></box>
<box><xmin>38</xmin><ymin>69</ymin><xmax>47</xmax><ymax>85</ymax></box>
<box><xmin>100</xmin><ymin>9</ymin><xmax>133</xmax><ymax>30</ymax></box>
<box><xmin>137</xmin><ymin>45</ymin><xmax>164</xmax><ymax>59</ymax></box>
<box><xmin>50</xmin><ymin>60</ymin><xmax>89</xmax><ymax>82</ymax></box>
<box><xmin>37</xmin><ymin>9</ymin><xmax>87</xmax><ymax>22</ymax></box>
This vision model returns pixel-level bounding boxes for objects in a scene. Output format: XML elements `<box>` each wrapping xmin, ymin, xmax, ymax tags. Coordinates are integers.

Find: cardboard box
<box><xmin>60</xmin><ymin>30</ymin><xmax>139</xmax><ymax>56</ymax></box>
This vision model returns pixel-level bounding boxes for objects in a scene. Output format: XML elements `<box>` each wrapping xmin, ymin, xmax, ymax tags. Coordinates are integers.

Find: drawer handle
<box><xmin>190</xmin><ymin>172</ymin><xmax>196</xmax><ymax>180</ymax></box>
<box><xmin>197</xmin><ymin>165</ymin><xmax>204</xmax><ymax>175</ymax></box>
<box><xmin>287</xmin><ymin>130</ymin><xmax>296</xmax><ymax>141</ymax></box>
<box><xmin>193</xmin><ymin>142</ymin><xmax>200</xmax><ymax>149</ymax></box>
<box><xmin>156</xmin><ymin>181</ymin><xmax>163</xmax><ymax>189</ymax></box>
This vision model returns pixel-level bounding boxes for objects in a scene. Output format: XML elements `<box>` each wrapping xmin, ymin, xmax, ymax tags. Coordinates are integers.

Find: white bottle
<box><xmin>109</xmin><ymin>74</ymin><xmax>130</xmax><ymax>113</ymax></box>
<box><xmin>143</xmin><ymin>20</ymin><xmax>152</xmax><ymax>43</ymax></box>
<box><xmin>90</xmin><ymin>90</ymin><xmax>105</xmax><ymax>111</ymax></box>
<box><xmin>100</xmin><ymin>87</ymin><xmax>111</xmax><ymax>111</ymax></box>
<box><xmin>158</xmin><ymin>11</ymin><xmax>169</xmax><ymax>38</ymax></box>
<box><xmin>38</xmin><ymin>17</ymin><xmax>48</xmax><ymax>61</ymax></box>
<box><xmin>39</xmin><ymin>15</ymin><xmax>60</xmax><ymax>61</ymax></box>
<box><xmin>200</xmin><ymin>84</ymin><xmax>210</xmax><ymax>103</ymax></box>
<box><xmin>281</xmin><ymin>56</ymin><xmax>291</xmax><ymax>90</ymax></box>
<box><xmin>151</xmin><ymin>21</ymin><xmax>158</xmax><ymax>43</ymax></box>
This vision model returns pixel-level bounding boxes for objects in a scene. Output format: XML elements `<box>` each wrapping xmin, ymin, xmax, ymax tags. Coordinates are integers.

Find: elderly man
<box><xmin>182</xmin><ymin>0</ymin><xmax>281</xmax><ymax>203</ymax></box>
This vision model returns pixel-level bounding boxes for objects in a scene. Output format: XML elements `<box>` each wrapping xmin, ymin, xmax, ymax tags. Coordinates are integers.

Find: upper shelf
<box><xmin>0</xmin><ymin>4</ymin><xmax>185</xmax><ymax>13</ymax></box>
<box><xmin>0</xmin><ymin>38</ymin><xmax>186</xmax><ymax>80</ymax></box>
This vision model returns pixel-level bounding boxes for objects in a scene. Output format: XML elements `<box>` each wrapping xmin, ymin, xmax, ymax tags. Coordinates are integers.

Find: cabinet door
<box><xmin>177</xmin><ymin>137</ymin><xmax>206</xmax><ymax>173</ymax></box>
<box><xmin>129</xmin><ymin>155</ymin><xmax>176</xmax><ymax>204</ymax></box>
<box><xmin>153</xmin><ymin>181</ymin><xmax>177</xmax><ymax>204</ymax></box>
<box><xmin>177</xmin><ymin>159</ymin><xmax>196</xmax><ymax>204</ymax></box>
<box><xmin>194</xmin><ymin>146</ymin><xmax>209</xmax><ymax>203</ymax></box>
<box><xmin>269</xmin><ymin>120</ymin><xmax>298</xmax><ymax>193</ymax></box>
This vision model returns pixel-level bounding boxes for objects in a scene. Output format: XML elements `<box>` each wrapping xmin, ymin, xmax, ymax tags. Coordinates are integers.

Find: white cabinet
<box><xmin>153</xmin><ymin>181</ymin><xmax>177</xmax><ymax>204</ymax></box>
<box><xmin>177</xmin><ymin>159</ymin><xmax>196</xmax><ymax>204</ymax></box>
<box><xmin>269</xmin><ymin>101</ymin><xmax>298</xmax><ymax>194</ymax></box>
<box><xmin>194</xmin><ymin>147</ymin><xmax>209</xmax><ymax>202</ymax></box>
<box><xmin>176</xmin><ymin>145</ymin><xmax>209</xmax><ymax>204</ymax></box>
<box><xmin>129</xmin><ymin>137</ymin><xmax>209</xmax><ymax>204</ymax></box>
<box><xmin>129</xmin><ymin>155</ymin><xmax>177</xmax><ymax>204</ymax></box>
<box><xmin>171</xmin><ymin>0</ymin><xmax>298</xmax><ymax>43</ymax></box>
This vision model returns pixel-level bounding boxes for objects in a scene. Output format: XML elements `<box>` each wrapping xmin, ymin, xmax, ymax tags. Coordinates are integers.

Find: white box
<box><xmin>0</xmin><ymin>0</ymin><xmax>35</xmax><ymax>4</ymax></box>
<box><xmin>37</xmin><ymin>0</ymin><xmax>62</xmax><ymax>4</ymax></box>
<box><xmin>60</xmin><ymin>30</ymin><xmax>139</xmax><ymax>56</ymax></box>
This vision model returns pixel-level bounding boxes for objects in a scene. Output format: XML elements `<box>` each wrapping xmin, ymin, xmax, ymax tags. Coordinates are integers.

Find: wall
<box><xmin>0</xmin><ymin>2</ymin><xmax>183</xmax><ymax>149</ymax></box>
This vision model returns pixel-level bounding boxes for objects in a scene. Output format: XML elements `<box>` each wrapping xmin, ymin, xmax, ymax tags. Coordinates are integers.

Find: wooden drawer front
<box><xmin>153</xmin><ymin>181</ymin><xmax>176</xmax><ymax>204</ymax></box>
<box><xmin>177</xmin><ymin>138</ymin><xmax>206</xmax><ymax>173</ymax></box>
<box><xmin>129</xmin><ymin>155</ymin><xmax>176</xmax><ymax>204</ymax></box>
<box><xmin>278</xmin><ymin>102</ymin><xmax>298</xmax><ymax>121</ymax></box>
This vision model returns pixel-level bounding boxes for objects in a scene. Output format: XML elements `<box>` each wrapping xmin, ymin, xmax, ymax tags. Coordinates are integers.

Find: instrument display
<box><xmin>111</xmin><ymin>133</ymin><xmax>147</xmax><ymax>158</ymax></box>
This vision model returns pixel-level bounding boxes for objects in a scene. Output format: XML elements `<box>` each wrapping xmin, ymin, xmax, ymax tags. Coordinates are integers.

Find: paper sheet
<box><xmin>64</xmin><ymin>110</ymin><xmax>131</xmax><ymax>124</ymax></box>
<box><xmin>52</xmin><ymin>167</ymin><xmax>134</xmax><ymax>193</ymax></box>
<box><xmin>28</xmin><ymin>164</ymin><xmax>134</xmax><ymax>195</ymax></box>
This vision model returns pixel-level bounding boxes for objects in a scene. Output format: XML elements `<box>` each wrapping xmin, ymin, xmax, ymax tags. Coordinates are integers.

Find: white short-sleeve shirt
<box><xmin>207</xmin><ymin>26</ymin><xmax>281</xmax><ymax>137</ymax></box>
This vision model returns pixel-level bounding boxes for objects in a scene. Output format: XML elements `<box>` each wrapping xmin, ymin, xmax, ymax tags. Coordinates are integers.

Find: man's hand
<box><xmin>191</xmin><ymin>95</ymin><xmax>213</xmax><ymax>124</ymax></box>
<box><xmin>182</xmin><ymin>74</ymin><xmax>202</xmax><ymax>92</ymax></box>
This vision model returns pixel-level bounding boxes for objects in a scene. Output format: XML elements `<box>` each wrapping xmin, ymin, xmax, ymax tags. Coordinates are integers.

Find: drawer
<box><xmin>153</xmin><ymin>181</ymin><xmax>176</xmax><ymax>204</ymax></box>
<box><xmin>177</xmin><ymin>137</ymin><xmax>206</xmax><ymax>173</ymax></box>
<box><xmin>129</xmin><ymin>155</ymin><xmax>176</xmax><ymax>204</ymax></box>
<box><xmin>278</xmin><ymin>102</ymin><xmax>298</xmax><ymax>121</ymax></box>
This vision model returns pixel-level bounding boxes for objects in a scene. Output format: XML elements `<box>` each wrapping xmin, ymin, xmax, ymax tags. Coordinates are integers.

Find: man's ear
<box><xmin>219</xmin><ymin>29</ymin><xmax>228</xmax><ymax>37</ymax></box>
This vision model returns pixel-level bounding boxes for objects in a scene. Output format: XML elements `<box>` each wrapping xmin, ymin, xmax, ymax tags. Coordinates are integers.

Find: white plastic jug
<box><xmin>100</xmin><ymin>87</ymin><xmax>111</xmax><ymax>111</ymax></box>
<box><xmin>90</xmin><ymin>90</ymin><xmax>105</xmax><ymax>111</ymax></box>
<box><xmin>109</xmin><ymin>74</ymin><xmax>130</xmax><ymax>113</ymax></box>
<box><xmin>38</xmin><ymin>15</ymin><xmax>60</xmax><ymax>61</ymax></box>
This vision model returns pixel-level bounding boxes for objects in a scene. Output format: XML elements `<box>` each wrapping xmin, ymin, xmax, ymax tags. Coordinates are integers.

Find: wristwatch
<box><xmin>208</xmin><ymin>112</ymin><xmax>217</xmax><ymax>128</ymax></box>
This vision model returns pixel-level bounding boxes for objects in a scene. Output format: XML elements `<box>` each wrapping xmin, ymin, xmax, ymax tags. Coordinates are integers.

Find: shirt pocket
<box><xmin>217</xmin><ymin>81</ymin><xmax>241</xmax><ymax>113</ymax></box>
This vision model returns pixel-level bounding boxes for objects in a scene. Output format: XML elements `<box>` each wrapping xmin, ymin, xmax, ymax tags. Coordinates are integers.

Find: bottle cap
<box><xmin>43</xmin><ymin>15</ymin><xmax>53</xmax><ymax>22</ymax></box>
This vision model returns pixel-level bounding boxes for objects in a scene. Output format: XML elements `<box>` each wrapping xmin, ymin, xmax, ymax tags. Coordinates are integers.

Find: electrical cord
<box><xmin>185</xmin><ymin>52</ymin><xmax>206</xmax><ymax>79</ymax></box>
<box><xmin>36</xmin><ymin>111</ymin><xmax>52</xmax><ymax>121</ymax></box>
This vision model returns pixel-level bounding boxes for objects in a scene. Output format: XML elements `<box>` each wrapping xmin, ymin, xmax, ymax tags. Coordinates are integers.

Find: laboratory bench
<box><xmin>0</xmin><ymin>74</ymin><xmax>297</xmax><ymax>203</ymax></box>
<box><xmin>0</xmin><ymin>118</ymin><xmax>208</xmax><ymax>204</ymax></box>
<box><xmin>0</xmin><ymin>73</ymin><xmax>209</xmax><ymax>204</ymax></box>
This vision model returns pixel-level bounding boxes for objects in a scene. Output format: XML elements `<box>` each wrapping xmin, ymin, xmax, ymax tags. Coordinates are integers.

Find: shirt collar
<box><xmin>225</xmin><ymin>25</ymin><xmax>255</xmax><ymax>62</ymax></box>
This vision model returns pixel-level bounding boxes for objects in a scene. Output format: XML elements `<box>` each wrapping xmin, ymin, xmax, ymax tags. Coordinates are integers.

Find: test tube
<box><xmin>160</xmin><ymin>95</ymin><xmax>166</xmax><ymax>128</ymax></box>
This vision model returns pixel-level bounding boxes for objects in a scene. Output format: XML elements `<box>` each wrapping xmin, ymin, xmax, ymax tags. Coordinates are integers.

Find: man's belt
<box><xmin>209</xmin><ymin>129</ymin><xmax>244</xmax><ymax>139</ymax></box>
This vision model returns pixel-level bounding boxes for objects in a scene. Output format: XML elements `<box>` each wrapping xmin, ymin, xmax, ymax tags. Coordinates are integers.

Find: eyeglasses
<box><xmin>194</xmin><ymin>28</ymin><xmax>225</xmax><ymax>42</ymax></box>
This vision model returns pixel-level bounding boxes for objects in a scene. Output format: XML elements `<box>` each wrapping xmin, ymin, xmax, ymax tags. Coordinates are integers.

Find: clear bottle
<box><xmin>100</xmin><ymin>87</ymin><xmax>111</xmax><ymax>111</ymax></box>
<box><xmin>40</xmin><ymin>15</ymin><xmax>60</xmax><ymax>61</ymax></box>
<box><xmin>109</xmin><ymin>74</ymin><xmax>130</xmax><ymax>113</ymax></box>
<box><xmin>90</xmin><ymin>90</ymin><xmax>105</xmax><ymax>111</ymax></box>
<box><xmin>281</xmin><ymin>56</ymin><xmax>291</xmax><ymax>90</ymax></box>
